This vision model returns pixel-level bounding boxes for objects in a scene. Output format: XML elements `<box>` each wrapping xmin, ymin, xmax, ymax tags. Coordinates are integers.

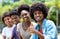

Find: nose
<box><xmin>23</xmin><ymin>15</ymin><xmax>26</xmax><ymax>18</ymax></box>
<box><xmin>36</xmin><ymin>13</ymin><xmax>39</xmax><ymax>16</ymax></box>
<box><xmin>9</xmin><ymin>18</ymin><xmax>12</xmax><ymax>22</ymax></box>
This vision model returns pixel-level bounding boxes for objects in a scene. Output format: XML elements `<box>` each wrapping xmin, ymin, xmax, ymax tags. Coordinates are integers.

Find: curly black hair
<box><xmin>18</xmin><ymin>4</ymin><xmax>30</xmax><ymax>15</ymax></box>
<box><xmin>2</xmin><ymin>12</ymin><xmax>10</xmax><ymax>23</ymax></box>
<box><xmin>9</xmin><ymin>11</ymin><xmax>20</xmax><ymax>17</ymax></box>
<box><xmin>30</xmin><ymin>2</ymin><xmax>48</xmax><ymax>20</ymax></box>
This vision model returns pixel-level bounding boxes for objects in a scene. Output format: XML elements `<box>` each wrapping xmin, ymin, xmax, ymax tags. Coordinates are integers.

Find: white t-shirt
<box><xmin>2</xmin><ymin>25</ymin><xmax>15</xmax><ymax>39</ymax></box>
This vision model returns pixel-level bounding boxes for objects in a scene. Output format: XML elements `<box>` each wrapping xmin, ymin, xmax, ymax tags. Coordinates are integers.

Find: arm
<box><xmin>18</xmin><ymin>32</ymin><xmax>22</xmax><ymax>39</ymax></box>
<box><xmin>28</xmin><ymin>26</ymin><xmax>44</xmax><ymax>39</ymax></box>
<box><xmin>2</xmin><ymin>28</ymin><xmax>6</xmax><ymax>39</ymax></box>
<box><xmin>34</xmin><ymin>30</ymin><xmax>44</xmax><ymax>39</ymax></box>
<box><xmin>2</xmin><ymin>36</ymin><xmax>6</xmax><ymax>39</ymax></box>
<box><xmin>29</xmin><ymin>21</ymin><xmax>57</xmax><ymax>39</ymax></box>
<box><xmin>17</xmin><ymin>23</ymin><xmax>22</xmax><ymax>39</ymax></box>
<box><xmin>43</xmin><ymin>21</ymin><xmax>57</xmax><ymax>39</ymax></box>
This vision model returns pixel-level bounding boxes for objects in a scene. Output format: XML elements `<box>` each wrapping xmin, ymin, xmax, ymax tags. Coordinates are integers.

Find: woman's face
<box><xmin>34</xmin><ymin>11</ymin><xmax>44</xmax><ymax>22</ymax></box>
<box><xmin>4</xmin><ymin>16</ymin><xmax>13</xmax><ymax>26</ymax></box>
<box><xmin>11</xmin><ymin>15</ymin><xmax>20</xmax><ymax>24</ymax></box>
<box><xmin>21</xmin><ymin>10</ymin><xmax>30</xmax><ymax>21</ymax></box>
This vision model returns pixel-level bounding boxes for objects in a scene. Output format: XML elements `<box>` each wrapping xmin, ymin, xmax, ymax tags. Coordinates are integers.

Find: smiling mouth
<box><xmin>36</xmin><ymin>17</ymin><xmax>42</xmax><ymax>20</ymax></box>
<box><xmin>24</xmin><ymin>17</ymin><xmax>28</xmax><ymax>20</ymax></box>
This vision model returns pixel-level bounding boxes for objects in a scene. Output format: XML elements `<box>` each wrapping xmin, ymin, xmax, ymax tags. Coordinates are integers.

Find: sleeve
<box><xmin>30</xmin><ymin>23</ymin><xmax>39</xmax><ymax>39</ymax></box>
<box><xmin>12</xmin><ymin>27</ymin><xmax>15</xmax><ymax>38</ymax></box>
<box><xmin>30</xmin><ymin>34</ymin><xmax>38</xmax><ymax>39</ymax></box>
<box><xmin>2</xmin><ymin>28</ymin><xmax>6</xmax><ymax>36</ymax></box>
<box><xmin>17</xmin><ymin>23</ymin><xmax>21</xmax><ymax>32</ymax></box>
<box><xmin>44</xmin><ymin>21</ymin><xmax>57</xmax><ymax>39</ymax></box>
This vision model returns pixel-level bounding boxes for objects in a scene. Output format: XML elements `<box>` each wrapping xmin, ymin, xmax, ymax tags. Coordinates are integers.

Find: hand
<box><xmin>28</xmin><ymin>25</ymin><xmax>36</xmax><ymax>34</ymax></box>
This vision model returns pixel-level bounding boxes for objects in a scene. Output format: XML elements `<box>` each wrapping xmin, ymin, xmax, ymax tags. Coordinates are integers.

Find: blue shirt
<box><xmin>12</xmin><ymin>26</ymin><xmax>18</xmax><ymax>39</ymax></box>
<box><xmin>30</xmin><ymin>19</ymin><xmax>57</xmax><ymax>39</ymax></box>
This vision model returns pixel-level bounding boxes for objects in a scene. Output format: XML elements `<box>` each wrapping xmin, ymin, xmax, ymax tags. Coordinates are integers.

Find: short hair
<box><xmin>30</xmin><ymin>2</ymin><xmax>48</xmax><ymax>20</ymax></box>
<box><xmin>9</xmin><ymin>11</ymin><xmax>20</xmax><ymax>17</ymax></box>
<box><xmin>18</xmin><ymin>4</ymin><xmax>30</xmax><ymax>15</ymax></box>
<box><xmin>2</xmin><ymin>12</ymin><xmax>10</xmax><ymax>23</ymax></box>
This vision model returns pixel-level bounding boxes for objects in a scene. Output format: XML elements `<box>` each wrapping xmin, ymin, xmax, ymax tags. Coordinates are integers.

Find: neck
<box><xmin>38</xmin><ymin>19</ymin><xmax>44</xmax><ymax>27</ymax></box>
<box><xmin>15</xmin><ymin>21</ymin><xmax>20</xmax><ymax>25</ymax></box>
<box><xmin>8</xmin><ymin>25</ymin><xmax>12</xmax><ymax>28</ymax></box>
<box><xmin>23</xmin><ymin>20</ymin><xmax>31</xmax><ymax>26</ymax></box>
<box><xmin>38</xmin><ymin>21</ymin><xmax>42</xmax><ymax>26</ymax></box>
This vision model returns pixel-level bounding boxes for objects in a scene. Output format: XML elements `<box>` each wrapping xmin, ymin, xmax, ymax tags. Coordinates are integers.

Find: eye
<box><xmin>24</xmin><ymin>14</ymin><xmax>27</xmax><ymax>15</ymax></box>
<box><xmin>7</xmin><ymin>18</ymin><xmax>10</xmax><ymax>20</ymax></box>
<box><xmin>22</xmin><ymin>13</ymin><xmax>27</xmax><ymax>17</ymax></box>
<box><xmin>14</xmin><ymin>17</ymin><xmax>17</xmax><ymax>19</ymax></box>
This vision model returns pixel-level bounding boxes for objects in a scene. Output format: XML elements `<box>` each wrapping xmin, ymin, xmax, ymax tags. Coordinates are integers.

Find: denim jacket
<box><xmin>30</xmin><ymin>19</ymin><xmax>57</xmax><ymax>39</ymax></box>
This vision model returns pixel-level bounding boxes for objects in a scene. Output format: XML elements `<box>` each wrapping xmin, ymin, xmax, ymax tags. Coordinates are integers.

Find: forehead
<box><xmin>21</xmin><ymin>10</ymin><xmax>29</xmax><ymax>14</ymax></box>
<box><xmin>4</xmin><ymin>16</ymin><xmax>10</xmax><ymax>20</ymax></box>
<box><xmin>11</xmin><ymin>15</ymin><xmax>19</xmax><ymax>17</ymax></box>
<box><xmin>34</xmin><ymin>10</ymin><xmax>43</xmax><ymax>13</ymax></box>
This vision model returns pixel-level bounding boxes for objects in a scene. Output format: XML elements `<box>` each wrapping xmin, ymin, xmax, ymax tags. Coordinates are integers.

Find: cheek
<box><xmin>27</xmin><ymin>15</ymin><xmax>30</xmax><ymax>18</ymax></box>
<box><xmin>16</xmin><ymin>19</ymin><xmax>19</xmax><ymax>21</ymax></box>
<box><xmin>41</xmin><ymin>14</ymin><xmax>44</xmax><ymax>18</ymax></box>
<box><xmin>4</xmin><ymin>21</ymin><xmax>9</xmax><ymax>25</ymax></box>
<box><xmin>34</xmin><ymin>15</ymin><xmax>37</xmax><ymax>19</ymax></box>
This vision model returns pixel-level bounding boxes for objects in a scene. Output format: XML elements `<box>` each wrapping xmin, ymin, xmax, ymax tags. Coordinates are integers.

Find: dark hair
<box><xmin>30</xmin><ymin>2</ymin><xmax>48</xmax><ymax>20</ymax></box>
<box><xmin>18</xmin><ymin>4</ymin><xmax>30</xmax><ymax>15</ymax></box>
<box><xmin>2</xmin><ymin>12</ymin><xmax>10</xmax><ymax>23</ymax></box>
<box><xmin>9</xmin><ymin>11</ymin><xmax>20</xmax><ymax>17</ymax></box>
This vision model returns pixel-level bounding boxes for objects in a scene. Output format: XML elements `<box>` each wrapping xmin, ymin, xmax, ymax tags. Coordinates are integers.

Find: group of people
<box><xmin>2</xmin><ymin>2</ymin><xmax>57</xmax><ymax>39</ymax></box>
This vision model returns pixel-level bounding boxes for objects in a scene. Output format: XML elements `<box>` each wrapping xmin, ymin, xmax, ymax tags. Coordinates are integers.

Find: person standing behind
<box><xmin>9</xmin><ymin>11</ymin><xmax>20</xmax><ymax>39</ymax></box>
<box><xmin>28</xmin><ymin>2</ymin><xmax>57</xmax><ymax>39</ymax></box>
<box><xmin>2</xmin><ymin>12</ymin><xmax>13</xmax><ymax>39</ymax></box>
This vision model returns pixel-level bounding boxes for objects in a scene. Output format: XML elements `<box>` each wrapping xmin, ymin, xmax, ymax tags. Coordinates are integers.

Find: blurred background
<box><xmin>0</xmin><ymin>0</ymin><xmax>60</xmax><ymax>39</ymax></box>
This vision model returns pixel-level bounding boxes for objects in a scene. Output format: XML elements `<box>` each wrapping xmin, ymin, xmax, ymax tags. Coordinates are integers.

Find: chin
<box><xmin>36</xmin><ymin>20</ymin><xmax>42</xmax><ymax>22</ymax></box>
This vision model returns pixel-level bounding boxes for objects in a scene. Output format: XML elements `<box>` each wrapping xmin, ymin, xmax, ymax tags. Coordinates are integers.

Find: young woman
<box><xmin>2</xmin><ymin>12</ymin><xmax>14</xmax><ymax>39</ymax></box>
<box><xmin>17</xmin><ymin>4</ymin><xmax>37</xmax><ymax>39</ymax></box>
<box><xmin>29</xmin><ymin>2</ymin><xmax>57</xmax><ymax>39</ymax></box>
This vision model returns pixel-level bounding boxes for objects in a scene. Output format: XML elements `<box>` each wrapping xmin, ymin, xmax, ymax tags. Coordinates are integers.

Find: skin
<box><xmin>21</xmin><ymin>10</ymin><xmax>30</xmax><ymax>22</ymax></box>
<box><xmin>21</xmin><ymin>10</ymin><xmax>31</xmax><ymax>31</ymax></box>
<box><xmin>11</xmin><ymin>15</ymin><xmax>20</xmax><ymax>25</ymax></box>
<box><xmin>28</xmin><ymin>10</ymin><xmax>44</xmax><ymax>39</ymax></box>
<box><xmin>2</xmin><ymin>16</ymin><xmax>13</xmax><ymax>39</ymax></box>
<box><xmin>4</xmin><ymin>16</ymin><xmax>13</xmax><ymax>27</ymax></box>
<box><xmin>11</xmin><ymin>15</ymin><xmax>20</xmax><ymax>39</ymax></box>
<box><xmin>18</xmin><ymin>10</ymin><xmax>32</xmax><ymax>39</ymax></box>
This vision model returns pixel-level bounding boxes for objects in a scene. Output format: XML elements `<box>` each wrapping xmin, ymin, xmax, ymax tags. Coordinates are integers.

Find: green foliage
<box><xmin>0</xmin><ymin>0</ymin><xmax>60</xmax><ymax>25</ymax></box>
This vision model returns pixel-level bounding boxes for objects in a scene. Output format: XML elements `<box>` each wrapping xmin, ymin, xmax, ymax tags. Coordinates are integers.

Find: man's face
<box><xmin>4</xmin><ymin>16</ymin><xmax>13</xmax><ymax>26</ymax></box>
<box><xmin>34</xmin><ymin>10</ymin><xmax>44</xmax><ymax>22</ymax></box>
<box><xmin>11</xmin><ymin>15</ymin><xmax>20</xmax><ymax>24</ymax></box>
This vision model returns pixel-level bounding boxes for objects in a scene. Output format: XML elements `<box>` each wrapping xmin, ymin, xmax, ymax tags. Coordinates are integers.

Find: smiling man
<box><xmin>29</xmin><ymin>2</ymin><xmax>58</xmax><ymax>39</ymax></box>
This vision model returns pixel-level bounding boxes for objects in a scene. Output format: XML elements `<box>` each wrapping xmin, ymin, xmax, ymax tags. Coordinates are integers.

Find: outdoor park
<box><xmin>0</xmin><ymin>0</ymin><xmax>60</xmax><ymax>39</ymax></box>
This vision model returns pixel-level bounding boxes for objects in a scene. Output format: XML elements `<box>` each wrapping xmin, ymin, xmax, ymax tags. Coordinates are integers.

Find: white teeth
<box><xmin>36</xmin><ymin>17</ymin><xmax>41</xmax><ymax>21</ymax></box>
<box><xmin>37</xmin><ymin>17</ymin><xmax>40</xmax><ymax>20</ymax></box>
<box><xmin>24</xmin><ymin>18</ymin><xmax>27</xmax><ymax>20</ymax></box>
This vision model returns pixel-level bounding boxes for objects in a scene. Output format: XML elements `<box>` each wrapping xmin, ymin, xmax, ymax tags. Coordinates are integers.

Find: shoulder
<box><xmin>17</xmin><ymin>22</ymin><xmax>22</xmax><ymax>29</ymax></box>
<box><xmin>31</xmin><ymin>22</ymin><xmax>37</xmax><ymax>28</ymax></box>
<box><xmin>2</xmin><ymin>27</ymin><xmax>7</xmax><ymax>34</ymax></box>
<box><xmin>46</xmin><ymin>20</ymin><xmax>55</xmax><ymax>26</ymax></box>
<box><xmin>46</xmin><ymin>20</ymin><xmax>54</xmax><ymax>24</ymax></box>
<box><xmin>31</xmin><ymin>22</ymin><xmax>37</xmax><ymax>25</ymax></box>
<box><xmin>46</xmin><ymin>20</ymin><xmax>56</xmax><ymax>29</ymax></box>
<box><xmin>17</xmin><ymin>22</ymin><xmax>22</xmax><ymax>26</ymax></box>
<box><xmin>2</xmin><ymin>27</ymin><xmax>7</xmax><ymax>31</ymax></box>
